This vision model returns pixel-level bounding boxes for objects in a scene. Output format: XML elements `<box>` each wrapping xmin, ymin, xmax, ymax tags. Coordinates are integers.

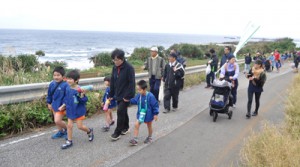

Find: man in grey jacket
<box><xmin>144</xmin><ymin>46</ymin><xmax>166</xmax><ymax>101</ymax></box>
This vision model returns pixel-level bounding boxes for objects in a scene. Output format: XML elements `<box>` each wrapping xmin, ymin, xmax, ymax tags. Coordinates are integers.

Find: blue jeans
<box><xmin>149</xmin><ymin>75</ymin><xmax>161</xmax><ymax>101</ymax></box>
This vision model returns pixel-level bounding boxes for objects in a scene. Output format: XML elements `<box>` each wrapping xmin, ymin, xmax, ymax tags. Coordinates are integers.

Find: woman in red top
<box><xmin>274</xmin><ymin>49</ymin><xmax>281</xmax><ymax>72</ymax></box>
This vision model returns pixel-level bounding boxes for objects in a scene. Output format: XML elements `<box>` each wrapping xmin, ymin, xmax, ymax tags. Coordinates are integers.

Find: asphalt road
<box><xmin>0</xmin><ymin>64</ymin><xmax>294</xmax><ymax>167</ymax></box>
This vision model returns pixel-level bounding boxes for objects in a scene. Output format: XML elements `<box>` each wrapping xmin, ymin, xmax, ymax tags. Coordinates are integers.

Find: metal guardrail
<box><xmin>0</xmin><ymin>60</ymin><xmax>244</xmax><ymax>105</ymax></box>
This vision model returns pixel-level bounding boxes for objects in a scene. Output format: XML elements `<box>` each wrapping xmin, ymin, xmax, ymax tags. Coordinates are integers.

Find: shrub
<box><xmin>89</xmin><ymin>52</ymin><xmax>113</xmax><ymax>67</ymax></box>
<box><xmin>168</xmin><ymin>43</ymin><xmax>204</xmax><ymax>59</ymax></box>
<box><xmin>35</xmin><ymin>50</ymin><xmax>45</xmax><ymax>57</ymax></box>
<box><xmin>44</xmin><ymin>60</ymin><xmax>67</xmax><ymax>69</ymax></box>
<box><xmin>129</xmin><ymin>46</ymin><xmax>166</xmax><ymax>62</ymax></box>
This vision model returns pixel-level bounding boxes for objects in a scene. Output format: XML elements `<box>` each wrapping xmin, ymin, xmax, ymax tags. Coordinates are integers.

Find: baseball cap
<box><xmin>150</xmin><ymin>47</ymin><xmax>158</xmax><ymax>52</ymax></box>
<box><xmin>169</xmin><ymin>53</ymin><xmax>177</xmax><ymax>58</ymax></box>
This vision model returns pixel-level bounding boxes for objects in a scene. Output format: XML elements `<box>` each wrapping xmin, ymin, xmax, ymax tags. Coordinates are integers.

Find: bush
<box><xmin>35</xmin><ymin>50</ymin><xmax>45</xmax><ymax>57</ymax></box>
<box><xmin>238</xmin><ymin>38</ymin><xmax>296</xmax><ymax>56</ymax></box>
<box><xmin>0</xmin><ymin>54</ymin><xmax>38</xmax><ymax>72</ymax></box>
<box><xmin>169</xmin><ymin>43</ymin><xmax>204</xmax><ymax>59</ymax></box>
<box><xmin>89</xmin><ymin>52</ymin><xmax>113</xmax><ymax>67</ymax></box>
<box><xmin>129</xmin><ymin>46</ymin><xmax>166</xmax><ymax>62</ymax></box>
<box><xmin>44</xmin><ymin>60</ymin><xmax>67</xmax><ymax>69</ymax></box>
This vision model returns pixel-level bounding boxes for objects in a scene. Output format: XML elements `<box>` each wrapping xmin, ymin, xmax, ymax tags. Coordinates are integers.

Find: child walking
<box><xmin>59</xmin><ymin>70</ymin><xmax>94</xmax><ymax>149</ymax></box>
<box><xmin>129</xmin><ymin>80</ymin><xmax>159</xmax><ymax>146</ymax></box>
<box><xmin>46</xmin><ymin>66</ymin><xmax>69</xmax><ymax>139</ymax></box>
<box><xmin>101</xmin><ymin>76</ymin><xmax>117</xmax><ymax>132</ymax></box>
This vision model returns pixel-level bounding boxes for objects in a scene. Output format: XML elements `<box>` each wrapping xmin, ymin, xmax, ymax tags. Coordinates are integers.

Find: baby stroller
<box><xmin>209</xmin><ymin>79</ymin><xmax>233</xmax><ymax>122</ymax></box>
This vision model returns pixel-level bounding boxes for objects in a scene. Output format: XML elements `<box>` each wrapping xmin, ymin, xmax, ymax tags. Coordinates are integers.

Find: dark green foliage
<box><xmin>35</xmin><ymin>50</ymin><xmax>45</xmax><ymax>57</ymax></box>
<box><xmin>129</xmin><ymin>47</ymin><xmax>150</xmax><ymax>62</ymax></box>
<box><xmin>0</xmin><ymin>54</ymin><xmax>38</xmax><ymax>72</ymax></box>
<box><xmin>129</xmin><ymin>46</ymin><xmax>166</xmax><ymax>62</ymax></box>
<box><xmin>44</xmin><ymin>60</ymin><xmax>67</xmax><ymax>69</ymax></box>
<box><xmin>168</xmin><ymin>43</ymin><xmax>204</xmax><ymax>59</ymax></box>
<box><xmin>238</xmin><ymin>38</ymin><xmax>296</xmax><ymax>55</ymax></box>
<box><xmin>89</xmin><ymin>52</ymin><xmax>113</xmax><ymax>67</ymax></box>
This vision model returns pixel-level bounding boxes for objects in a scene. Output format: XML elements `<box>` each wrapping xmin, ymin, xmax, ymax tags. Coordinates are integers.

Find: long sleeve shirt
<box><xmin>220</xmin><ymin>62</ymin><xmax>239</xmax><ymax>80</ymax></box>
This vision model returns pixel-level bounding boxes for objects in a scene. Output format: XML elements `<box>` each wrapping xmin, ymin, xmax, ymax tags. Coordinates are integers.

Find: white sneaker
<box><xmin>233</xmin><ymin>104</ymin><xmax>236</xmax><ymax>108</ymax></box>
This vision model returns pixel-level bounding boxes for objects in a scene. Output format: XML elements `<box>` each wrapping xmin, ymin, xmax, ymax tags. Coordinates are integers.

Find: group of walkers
<box><xmin>47</xmin><ymin>47</ymin><xmax>186</xmax><ymax>149</ymax></box>
<box><xmin>205</xmin><ymin>46</ymin><xmax>268</xmax><ymax>119</ymax></box>
<box><xmin>47</xmin><ymin>45</ymin><xmax>299</xmax><ymax>149</ymax></box>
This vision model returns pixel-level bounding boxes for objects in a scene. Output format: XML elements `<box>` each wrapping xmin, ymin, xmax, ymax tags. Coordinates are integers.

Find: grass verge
<box><xmin>241</xmin><ymin>73</ymin><xmax>300</xmax><ymax>166</ymax></box>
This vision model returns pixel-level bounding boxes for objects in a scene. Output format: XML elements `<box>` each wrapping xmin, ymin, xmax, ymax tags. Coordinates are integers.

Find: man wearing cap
<box><xmin>220</xmin><ymin>55</ymin><xmax>239</xmax><ymax>108</ymax></box>
<box><xmin>162</xmin><ymin>53</ymin><xmax>185</xmax><ymax>113</ymax></box>
<box><xmin>144</xmin><ymin>46</ymin><xmax>166</xmax><ymax>101</ymax></box>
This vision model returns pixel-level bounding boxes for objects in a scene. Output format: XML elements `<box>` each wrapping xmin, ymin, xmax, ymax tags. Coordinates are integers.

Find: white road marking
<box><xmin>0</xmin><ymin>130</ymin><xmax>56</xmax><ymax>148</ymax></box>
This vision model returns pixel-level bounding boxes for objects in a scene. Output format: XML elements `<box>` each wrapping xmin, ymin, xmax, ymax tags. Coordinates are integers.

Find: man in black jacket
<box><xmin>205</xmin><ymin>49</ymin><xmax>219</xmax><ymax>88</ymax></box>
<box><xmin>163</xmin><ymin>53</ymin><xmax>185</xmax><ymax>113</ymax></box>
<box><xmin>109</xmin><ymin>49</ymin><xmax>136</xmax><ymax>141</ymax></box>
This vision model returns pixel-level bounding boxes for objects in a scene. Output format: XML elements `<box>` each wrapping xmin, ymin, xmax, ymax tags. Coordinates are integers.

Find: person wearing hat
<box><xmin>144</xmin><ymin>46</ymin><xmax>166</xmax><ymax>101</ymax></box>
<box><xmin>220</xmin><ymin>55</ymin><xmax>239</xmax><ymax>108</ymax></box>
<box><xmin>162</xmin><ymin>53</ymin><xmax>185</xmax><ymax>113</ymax></box>
<box><xmin>245</xmin><ymin>59</ymin><xmax>267</xmax><ymax>118</ymax></box>
<box><xmin>268</xmin><ymin>52</ymin><xmax>276</xmax><ymax>71</ymax></box>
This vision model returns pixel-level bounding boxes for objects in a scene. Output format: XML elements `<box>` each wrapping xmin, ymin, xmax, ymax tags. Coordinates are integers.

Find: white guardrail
<box><xmin>0</xmin><ymin>60</ymin><xmax>244</xmax><ymax>105</ymax></box>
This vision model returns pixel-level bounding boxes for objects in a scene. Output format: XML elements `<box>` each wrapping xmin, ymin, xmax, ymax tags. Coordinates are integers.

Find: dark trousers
<box><xmin>295</xmin><ymin>61</ymin><xmax>299</xmax><ymax>68</ymax></box>
<box><xmin>247</xmin><ymin>90</ymin><xmax>262</xmax><ymax>113</ymax></box>
<box><xmin>164</xmin><ymin>87</ymin><xmax>180</xmax><ymax>110</ymax></box>
<box><xmin>149</xmin><ymin>75</ymin><xmax>161</xmax><ymax>101</ymax></box>
<box><xmin>206</xmin><ymin>71</ymin><xmax>215</xmax><ymax>86</ymax></box>
<box><xmin>114</xmin><ymin>100</ymin><xmax>129</xmax><ymax>135</ymax></box>
<box><xmin>231</xmin><ymin>79</ymin><xmax>239</xmax><ymax>105</ymax></box>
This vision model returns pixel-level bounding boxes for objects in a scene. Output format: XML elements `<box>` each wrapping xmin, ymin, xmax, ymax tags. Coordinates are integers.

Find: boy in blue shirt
<box><xmin>46</xmin><ymin>66</ymin><xmax>69</xmax><ymax>139</ymax></box>
<box><xmin>101</xmin><ymin>76</ymin><xmax>117</xmax><ymax>132</ymax></box>
<box><xmin>59</xmin><ymin>70</ymin><xmax>94</xmax><ymax>149</ymax></box>
<box><xmin>129</xmin><ymin>80</ymin><xmax>159</xmax><ymax>146</ymax></box>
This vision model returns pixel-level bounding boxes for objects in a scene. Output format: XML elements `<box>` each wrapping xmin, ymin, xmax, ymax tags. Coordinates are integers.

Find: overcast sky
<box><xmin>1</xmin><ymin>0</ymin><xmax>299</xmax><ymax>39</ymax></box>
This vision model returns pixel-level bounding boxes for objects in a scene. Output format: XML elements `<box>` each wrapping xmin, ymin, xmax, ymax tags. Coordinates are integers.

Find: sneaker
<box><xmin>129</xmin><ymin>138</ymin><xmax>138</xmax><ymax>146</ymax></box>
<box><xmin>172</xmin><ymin>108</ymin><xmax>178</xmax><ymax>112</ymax></box>
<box><xmin>88</xmin><ymin>128</ymin><xmax>94</xmax><ymax>141</ymax></box>
<box><xmin>121</xmin><ymin>129</ymin><xmax>129</xmax><ymax>135</ymax></box>
<box><xmin>110</xmin><ymin>133</ymin><xmax>121</xmax><ymax>141</ymax></box>
<box><xmin>144</xmin><ymin>136</ymin><xmax>153</xmax><ymax>144</ymax></box>
<box><xmin>51</xmin><ymin>130</ymin><xmax>65</xmax><ymax>139</ymax></box>
<box><xmin>61</xmin><ymin>140</ymin><xmax>73</xmax><ymax>149</ymax></box>
<box><xmin>233</xmin><ymin>104</ymin><xmax>236</xmax><ymax>108</ymax></box>
<box><xmin>252</xmin><ymin>111</ymin><xmax>258</xmax><ymax>116</ymax></box>
<box><xmin>163</xmin><ymin>109</ymin><xmax>170</xmax><ymax>113</ymax></box>
<box><xmin>102</xmin><ymin>125</ymin><xmax>110</xmax><ymax>132</ymax></box>
<box><xmin>205</xmin><ymin>86</ymin><xmax>211</xmax><ymax>89</ymax></box>
<box><xmin>109</xmin><ymin>120</ymin><xmax>115</xmax><ymax>126</ymax></box>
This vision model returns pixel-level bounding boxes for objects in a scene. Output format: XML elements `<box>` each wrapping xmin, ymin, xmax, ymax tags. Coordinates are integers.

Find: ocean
<box><xmin>0</xmin><ymin>29</ymin><xmax>238</xmax><ymax>70</ymax></box>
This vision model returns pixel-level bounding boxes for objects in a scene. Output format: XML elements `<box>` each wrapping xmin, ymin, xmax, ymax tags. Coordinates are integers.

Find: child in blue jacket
<box><xmin>59</xmin><ymin>70</ymin><xmax>94</xmax><ymax>149</ymax></box>
<box><xmin>46</xmin><ymin>66</ymin><xmax>69</xmax><ymax>139</ymax></box>
<box><xmin>129</xmin><ymin>80</ymin><xmax>159</xmax><ymax>146</ymax></box>
<box><xmin>101</xmin><ymin>76</ymin><xmax>117</xmax><ymax>132</ymax></box>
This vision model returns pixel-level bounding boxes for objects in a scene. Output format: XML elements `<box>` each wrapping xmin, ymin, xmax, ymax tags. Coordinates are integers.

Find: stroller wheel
<box><xmin>213</xmin><ymin>112</ymin><xmax>218</xmax><ymax>122</ymax></box>
<box><xmin>210</xmin><ymin>110</ymin><xmax>213</xmax><ymax>116</ymax></box>
<box><xmin>228</xmin><ymin>110</ymin><xmax>233</xmax><ymax>119</ymax></box>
